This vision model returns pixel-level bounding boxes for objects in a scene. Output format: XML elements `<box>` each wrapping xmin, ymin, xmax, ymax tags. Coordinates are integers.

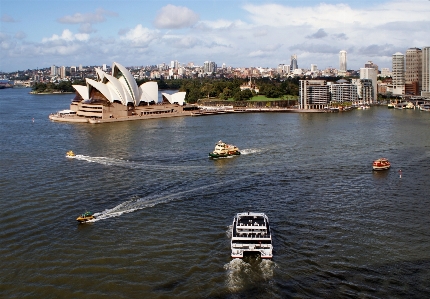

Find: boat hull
<box><xmin>372</xmin><ymin>158</ymin><xmax>391</xmax><ymax>171</ymax></box>
<box><xmin>209</xmin><ymin>151</ymin><xmax>240</xmax><ymax>158</ymax></box>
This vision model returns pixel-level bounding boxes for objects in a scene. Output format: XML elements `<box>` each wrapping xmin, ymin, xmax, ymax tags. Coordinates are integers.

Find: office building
<box><xmin>51</xmin><ymin>65</ymin><xmax>57</xmax><ymax>76</ymax></box>
<box><xmin>405</xmin><ymin>47</ymin><xmax>422</xmax><ymax>95</ymax></box>
<box><xmin>203</xmin><ymin>61</ymin><xmax>216</xmax><ymax>73</ymax></box>
<box><xmin>339</xmin><ymin>50</ymin><xmax>347</xmax><ymax>75</ymax></box>
<box><xmin>422</xmin><ymin>47</ymin><xmax>430</xmax><ymax>97</ymax></box>
<box><xmin>290</xmin><ymin>55</ymin><xmax>298</xmax><ymax>71</ymax></box>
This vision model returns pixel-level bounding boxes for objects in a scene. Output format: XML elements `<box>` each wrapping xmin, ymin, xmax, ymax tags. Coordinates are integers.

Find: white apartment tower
<box><xmin>339</xmin><ymin>50</ymin><xmax>347</xmax><ymax>74</ymax></box>
<box><xmin>391</xmin><ymin>52</ymin><xmax>405</xmax><ymax>95</ymax></box>
<box><xmin>51</xmin><ymin>65</ymin><xmax>57</xmax><ymax>76</ymax></box>
<box><xmin>422</xmin><ymin>47</ymin><xmax>430</xmax><ymax>97</ymax></box>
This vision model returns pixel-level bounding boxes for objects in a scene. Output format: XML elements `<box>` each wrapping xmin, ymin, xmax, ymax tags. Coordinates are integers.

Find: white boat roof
<box><xmin>236</xmin><ymin>212</ymin><xmax>266</xmax><ymax>217</ymax></box>
<box><xmin>58</xmin><ymin>109</ymin><xmax>75</xmax><ymax>114</ymax></box>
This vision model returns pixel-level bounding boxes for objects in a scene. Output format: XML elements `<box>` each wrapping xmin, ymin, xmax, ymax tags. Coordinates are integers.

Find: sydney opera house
<box><xmin>49</xmin><ymin>62</ymin><xmax>193</xmax><ymax>123</ymax></box>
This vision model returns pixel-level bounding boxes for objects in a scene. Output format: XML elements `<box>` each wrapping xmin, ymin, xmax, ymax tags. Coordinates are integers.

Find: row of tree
<box><xmin>32</xmin><ymin>80</ymin><xmax>85</xmax><ymax>93</ymax></box>
<box><xmin>33</xmin><ymin>76</ymin><xmax>300</xmax><ymax>102</ymax></box>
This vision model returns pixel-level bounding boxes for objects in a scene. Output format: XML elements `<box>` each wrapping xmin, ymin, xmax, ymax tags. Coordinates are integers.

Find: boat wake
<box><xmin>70</xmin><ymin>154</ymin><xmax>206</xmax><ymax>170</ymax></box>
<box><xmin>224</xmin><ymin>258</ymin><xmax>276</xmax><ymax>292</ymax></box>
<box><xmin>88</xmin><ymin>175</ymin><xmax>255</xmax><ymax>222</ymax></box>
<box><xmin>240</xmin><ymin>148</ymin><xmax>263</xmax><ymax>155</ymax></box>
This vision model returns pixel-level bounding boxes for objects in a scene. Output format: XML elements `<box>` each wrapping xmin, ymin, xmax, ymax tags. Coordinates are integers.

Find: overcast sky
<box><xmin>1</xmin><ymin>0</ymin><xmax>429</xmax><ymax>72</ymax></box>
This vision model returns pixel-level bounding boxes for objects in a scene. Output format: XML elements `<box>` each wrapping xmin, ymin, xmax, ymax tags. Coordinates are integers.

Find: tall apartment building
<box><xmin>329</xmin><ymin>81</ymin><xmax>358</xmax><ymax>104</ymax></box>
<box><xmin>360</xmin><ymin>67</ymin><xmax>378</xmax><ymax>102</ymax></box>
<box><xmin>51</xmin><ymin>65</ymin><xmax>57</xmax><ymax>76</ymax></box>
<box><xmin>299</xmin><ymin>80</ymin><xmax>330</xmax><ymax>109</ymax></box>
<box><xmin>422</xmin><ymin>47</ymin><xmax>430</xmax><ymax>97</ymax></box>
<box><xmin>59</xmin><ymin>66</ymin><xmax>66</xmax><ymax>78</ymax></box>
<box><xmin>203</xmin><ymin>61</ymin><xmax>216</xmax><ymax>73</ymax></box>
<box><xmin>391</xmin><ymin>52</ymin><xmax>405</xmax><ymax>95</ymax></box>
<box><xmin>339</xmin><ymin>50</ymin><xmax>347</xmax><ymax>75</ymax></box>
<box><xmin>405</xmin><ymin>47</ymin><xmax>422</xmax><ymax>95</ymax></box>
<box><xmin>351</xmin><ymin>79</ymin><xmax>373</xmax><ymax>103</ymax></box>
<box><xmin>290</xmin><ymin>54</ymin><xmax>298</xmax><ymax>71</ymax></box>
<box><xmin>311</xmin><ymin>64</ymin><xmax>318</xmax><ymax>72</ymax></box>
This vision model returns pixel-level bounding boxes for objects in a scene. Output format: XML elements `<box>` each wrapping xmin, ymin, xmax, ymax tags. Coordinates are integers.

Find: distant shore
<box><xmin>30</xmin><ymin>91</ymin><xmax>74</xmax><ymax>95</ymax></box>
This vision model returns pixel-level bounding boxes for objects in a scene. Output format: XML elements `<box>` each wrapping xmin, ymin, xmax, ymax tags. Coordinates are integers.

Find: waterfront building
<box><xmin>389</xmin><ymin>52</ymin><xmax>405</xmax><ymax>95</ymax></box>
<box><xmin>329</xmin><ymin>80</ymin><xmax>358</xmax><ymax>104</ymax></box>
<box><xmin>50</xmin><ymin>62</ymin><xmax>188</xmax><ymax>123</ymax></box>
<box><xmin>422</xmin><ymin>47</ymin><xmax>430</xmax><ymax>97</ymax></box>
<box><xmin>339</xmin><ymin>50</ymin><xmax>347</xmax><ymax>76</ymax></box>
<box><xmin>405</xmin><ymin>48</ymin><xmax>422</xmax><ymax>95</ymax></box>
<box><xmin>290</xmin><ymin>55</ymin><xmax>298</xmax><ymax>71</ymax></box>
<box><xmin>360</xmin><ymin>68</ymin><xmax>378</xmax><ymax>103</ymax></box>
<box><xmin>299</xmin><ymin>80</ymin><xmax>330</xmax><ymax>109</ymax></box>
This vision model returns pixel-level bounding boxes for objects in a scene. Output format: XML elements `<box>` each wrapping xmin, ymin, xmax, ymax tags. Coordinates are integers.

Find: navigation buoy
<box><xmin>399</xmin><ymin>169</ymin><xmax>402</xmax><ymax>179</ymax></box>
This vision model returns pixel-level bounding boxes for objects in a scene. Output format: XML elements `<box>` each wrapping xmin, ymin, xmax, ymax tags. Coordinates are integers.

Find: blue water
<box><xmin>1</xmin><ymin>88</ymin><xmax>430</xmax><ymax>298</ymax></box>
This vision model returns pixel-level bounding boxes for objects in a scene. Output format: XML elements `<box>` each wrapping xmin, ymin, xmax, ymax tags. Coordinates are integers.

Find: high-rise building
<box><xmin>391</xmin><ymin>52</ymin><xmax>405</xmax><ymax>95</ymax></box>
<box><xmin>364</xmin><ymin>61</ymin><xmax>378</xmax><ymax>73</ymax></box>
<box><xmin>381</xmin><ymin>68</ymin><xmax>391</xmax><ymax>77</ymax></box>
<box><xmin>311</xmin><ymin>64</ymin><xmax>317</xmax><ymax>72</ymax></box>
<box><xmin>59</xmin><ymin>66</ymin><xmax>66</xmax><ymax>78</ymax></box>
<box><xmin>339</xmin><ymin>50</ymin><xmax>347</xmax><ymax>74</ymax></box>
<box><xmin>203</xmin><ymin>61</ymin><xmax>216</xmax><ymax>73</ymax></box>
<box><xmin>405</xmin><ymin>47</ymin><xmax>422</xmax><ymax>92</ymax></box>
<box><xmin>290</xmin><ymin>54</ymin><xmax>298</xmax><ymax>71</ymax></box>
<box><xmin>422</xmin><ymin>47</ymin><xmax>430</xmax><ymax>97</ymax></box>
<box><xmin>170</xmin><ymin>60</ymin><xmax>179</xmax><ymax>70</ymax></box>
<box><xmin>51</xmin><ymin>65</ymin><xmax>57</xmax><ymax>76</ymax></box>
<box><xmin>360</xmin><ymin>68</ymin><xmax>378</xmax><ymax>103</ymax></box>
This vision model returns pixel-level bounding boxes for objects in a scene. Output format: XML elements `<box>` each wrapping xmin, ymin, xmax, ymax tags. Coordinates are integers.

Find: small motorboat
<box><xmin>209</xmin><ymin>140</ymin><xmax>241</xmax><ymax>158</ymax></box>
<box><xmin>66</xmin><ymin>150</ymin><xmax>76</xmax><ymax>157</ymax></box>
<box><xmin>76</xmin><ymin>211</ymin><xmax>95</xmax><ymax>223</ymax></box>
<box><xmin>373</xmin><ymin>158</ymin><xmax>391</xmax><ymax>171</ymax></box>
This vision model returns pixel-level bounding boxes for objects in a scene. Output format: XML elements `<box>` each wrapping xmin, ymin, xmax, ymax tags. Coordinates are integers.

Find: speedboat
<box><xmin>231</xmin><ymin>212</ymin><xmax>273</xmax><ymax>259</ymax></box>
<box><xmin>76</xmin><ymin>211</ymin><xmax>95</xmax><ymax>223</ymax></box>
<box><xmin>66</xmin><ymin>150</ymin><xmax>76</xmax><ymax>157</ymax></box>
<box><xmin>209</xmin><ymin>140</ymin><xmax>240</xmax><ymax>158</ymax></box>
<box><xmin>373</xmin><ymin>158</ymin><xmax>391</xmax><ymax>171</ymax></box>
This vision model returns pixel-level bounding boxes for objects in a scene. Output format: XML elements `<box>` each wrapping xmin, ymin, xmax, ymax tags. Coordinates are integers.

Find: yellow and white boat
<box><xmin>76</xmin><ymin>211</ymin><xmax>95</xmax><ymax>223</ymax></box>
<box><xmin>66</xmin><ymin>150</ymin><xmax>75</xmax><ymax>157</ymax></box>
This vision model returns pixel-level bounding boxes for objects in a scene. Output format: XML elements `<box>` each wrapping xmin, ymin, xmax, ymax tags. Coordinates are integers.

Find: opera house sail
<box><xmin>49</xmin><ymin>62</ymin><xmax>190</xmax><ymax>124</ymax></box>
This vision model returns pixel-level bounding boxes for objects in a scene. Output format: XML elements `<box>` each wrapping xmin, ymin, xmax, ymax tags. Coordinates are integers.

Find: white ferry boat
<box><xmin>231</xmin><ymin>212</ymin><xmax>273</xmax><ymax>259</ymax></box>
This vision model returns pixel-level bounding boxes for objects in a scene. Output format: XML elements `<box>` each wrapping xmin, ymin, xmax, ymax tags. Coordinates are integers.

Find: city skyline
<box><xmin>1</xmin><ymin>0</ymin><xmax>430</xmax><ymax>73</ymax></box>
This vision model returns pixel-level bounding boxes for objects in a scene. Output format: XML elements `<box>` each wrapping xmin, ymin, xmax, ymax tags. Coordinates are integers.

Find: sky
<box><xmin>1</xmin><ymin>0</ymin><xmax>429</xmax><ymax>72</ymax></box>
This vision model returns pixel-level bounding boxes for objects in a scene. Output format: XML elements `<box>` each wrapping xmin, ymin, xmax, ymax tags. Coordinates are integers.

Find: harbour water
<box><xmin>1</xmin><ymin>88</ymin><xmax>430</xmax><ymax>298</ymax></box>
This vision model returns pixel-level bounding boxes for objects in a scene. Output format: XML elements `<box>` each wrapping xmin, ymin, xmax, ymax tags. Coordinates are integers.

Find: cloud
<box><xmin>168</xmin><ymin>36</ymin><xmax>200</xmax><ymax>49</ymax></box>
<box><xmin>79</xmin><ymin>23</ymin><xmax>96</xmax><ymax>34</ymax></box>
<box><xmin>153</xmin><ymin>5</ymin><xmax>199</xmax><ymax>29</ymax></box>
<box><xmin>306</xmin><ymin>28</ymin><xmax>327</xmax><ymax>39</ymax></box>
<box><xmin>57</xmin><ymin>8</ymin><xmax>117</xmax><ymax>24</ymax></box>
<box><xmin>42</xmin><ymin>29</ymin><xmax>89</xmax><ymax>42</ymax></box>
<box><xmin>357</xmin><ymin>44</ymin><xmax>398</xmax><ymax>57</ymax></box>
<box><xmin>120</xmin><ymin>24</ymin><xmax>159</xmax><ymax>47</ymax></box>
<box><xmin>289</xmin><ymin>42</ymin><xmax>340</xmax><ymax>54</ymax></box>
<box><xmin>253</xmin><ymin>29</ymin><xmax>267</xmax><ymax>37</ymax></box>
<box><xmin>332</xmin><ymin>33</ymin><xmax>348</xmax><ymax>40</ymax></box>
<box><xmin>14</xmin><ymin>31</ymin><xmax>27</xmax><ymax>40</ymax></box>
<box><xmin>1</xmin><ymin>14</ymin><xmax>17</xmax><ymax>22</ymax></box>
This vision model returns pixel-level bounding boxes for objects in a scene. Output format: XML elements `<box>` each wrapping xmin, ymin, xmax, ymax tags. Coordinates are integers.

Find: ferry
<box><xmin>372</xmin><ymin>158</ymin><xmax>391</xmax><ymax>171</ymax></box>
<box><xmin>76</xmin><ymin>211</ymin><xmax>95</xmax><ymax>223</ymax></box>
<box><xmin>231</xmin><ymin>212</ymin><xmax>273</xmax><ymax>259</ymax></box>
<box><xmin>66</xmin><ymin>150</ymin><xmax>75</xmax><ymax>157</ymax></box>
<box><xmin>209</xmin><ymin>140</ymin><xmax>241</xmax><ymax>158</ymax></box>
